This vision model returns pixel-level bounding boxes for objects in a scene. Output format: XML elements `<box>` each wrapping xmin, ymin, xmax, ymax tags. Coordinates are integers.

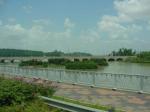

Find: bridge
<box><xmin>0</xmin><ymin>56</ymin><xmax>135</xmax><ymax>63</ymax></box>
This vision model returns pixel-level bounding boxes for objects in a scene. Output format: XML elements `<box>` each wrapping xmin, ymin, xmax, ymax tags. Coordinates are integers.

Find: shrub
<box><xmin>19</xmin><ymin>58</ymin><xmax>108</xmax><ymax>69</ymax></box>
<box><xmin>48</xmin><ymin>58</ymin><xmax>71</xmax><ymax>65</ymax></box>
<box><xmin>19</xmin><ymin>60</ymin><xmax>48</xmax><ymax>68</ymax></box>
<box><xmin>0</xmin><ymin>77</ymin><xmax>54</xmax><ymax>106</ymax></box>
<box><xmin>65</xmin><ymin>61</ymin><xmax>98</xmax><ymax>70</ymax></box>
<box><xmin>90</xmin><ymin>58</ymin><xmax>108</xmax><ymax>66</ymax></box>
<box><xmin>126</xmin><ymin>52</ymin><xmax>150</xmax><ymax>63</ymax></box>
<box><xmin>0</xmin><ymin>59</ymin><xmax>5</xmax><ymax>63</ymax></box>
<box><xmin>137</xmin><ymin>52</ymin><xmax>150</xmax><ymax>61</ymax></box>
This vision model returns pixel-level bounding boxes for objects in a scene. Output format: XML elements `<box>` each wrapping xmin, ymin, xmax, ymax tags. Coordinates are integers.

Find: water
<box><xmin>1</xmin><ymin>62</ymin><xmax>150</xmax><ymax>75</ymax></box>
<box><xmin>97</xmin><ymin>62</ymin><xmax>150</xmax><ymax>75</ymax></box>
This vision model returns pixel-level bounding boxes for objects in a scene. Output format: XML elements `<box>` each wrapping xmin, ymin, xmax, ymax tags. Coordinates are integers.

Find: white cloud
<box><xmin>22</xmin><ymin>5</ymin><xmax>32</xmax><ymax>13</ymax></box>
<box><xmin>63</xmin><ymin>18</ymin><xmax>75</xmax><ymax>38</ymax></box>
<box><xmin>98</xmin><ymin>16</ymin><xmax>125</xmax><ymax>32</ymax></box>
<box><xmin>0</xmin><ymin>18</ymin><xmax>101</xmax><ymax>54</ymax></box>
<box><xmin>0</xmin><ymin>24</ymin><xmax>27</xmax><ymax>49</ymax></box>
<box><xmin>64</xmin><ymin>18</ymin><xmax>75</xmax><ymax>29</ymax></box>
<box><xmin>114</xmin><ymin>0</ymin><xmax>150</xmax><ymax>21</ymax></box>
<box><xmin>8</xmin><ymin>18</ymin><xmax>16</xmax><ymax>23</ymax></box>
<box><xmin>86</xmin><ymin>0</ymin><xmax>150</xmax><ymax>53</ymax></box>
<box><xmin>96</xmin><ymin>0</ymin><xmax>148</xmax><ymax>39</ymax></box>
<box><xmin>0</xmin><ymin>0</ymin><xmax>149</xmax><ymax>54</ymax></box>
<box><xmin>147</xmin><ymin>21</ymin><xmax>150</xmax><ymax>30</ymax></box>
<box><xmin>24</xmin><ymin>22</ymin><xmax>74</xmax><ymax>50</ymax></box>
<box><xmin>96</xmin><ymin>0</ymin><xmax>149</xmax><ymax>39</ymax></box>
<box><xmin>80</xmin><ymin>29</ymin><xmax>100</xmax><ymax>43</ymax></box>
<box><xmin>5</xmin><ymin>24</ymin><xmax>25</xmax><ymax>33</ymax></box>
<box><xmin>97</xmin><ymin>15</ymin><xmax>142</xmax><ymax>39</ymax></box>
<box><xmin>0</xmin><ymin>18</ymin><xmax>75</xmax><ymax>51</ymax></box>
<box><xmin>33</xmin><ymin>19</ymin><xmax>51</xmax><ymax>26</ymax></box>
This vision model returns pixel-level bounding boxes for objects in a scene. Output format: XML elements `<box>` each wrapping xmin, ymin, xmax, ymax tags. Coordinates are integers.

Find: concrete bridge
<box><xmin>0</xmin><ymin>56</ymin><xmax>135</xmax><ymax>63</ymax></box>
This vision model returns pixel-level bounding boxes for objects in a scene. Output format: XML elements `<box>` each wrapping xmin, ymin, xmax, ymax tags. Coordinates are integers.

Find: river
<box><xmin>98</xmin><ymin>62</ymin><xmax>150</xmax><ymax>75</ymax></box>
<box><xmin>1</xmin><ymin>62</ymin><xmax>150</xmax><ymax>75</ymax></box>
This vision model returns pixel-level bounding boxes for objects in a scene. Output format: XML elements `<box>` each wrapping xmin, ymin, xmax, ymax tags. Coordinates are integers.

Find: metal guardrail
<box><xmin>40</xmin><ymin>96</ymin><xmax>106</xmax><ymax>112</ymax></box>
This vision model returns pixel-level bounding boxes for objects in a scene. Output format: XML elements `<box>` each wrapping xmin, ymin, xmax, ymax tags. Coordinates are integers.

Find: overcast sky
<box><xmin>0</xmin><ymin>0</ymin><xmax>150</xmax><ymax>54</ymax></box>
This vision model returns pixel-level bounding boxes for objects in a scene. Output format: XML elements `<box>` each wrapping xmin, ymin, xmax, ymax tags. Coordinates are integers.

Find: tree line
<box><xmin>110</xmin><ymin>48</ymin><xmax>136</xmax><ymax>56</ymax></box>
<box><xmin>0</xmin><ymin>49</ymin><xmax>92</xmax><ymax>57</ymax></box>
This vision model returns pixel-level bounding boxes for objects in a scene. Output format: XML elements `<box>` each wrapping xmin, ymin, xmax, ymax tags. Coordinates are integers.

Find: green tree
<box><xmin>111</xmin><ymin>48</ymin><xmax>136</xmax><ymax>56</ymax></box>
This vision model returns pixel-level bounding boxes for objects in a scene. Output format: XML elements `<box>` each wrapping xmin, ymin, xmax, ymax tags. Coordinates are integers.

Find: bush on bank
<box><xmin>48</xmin><ymin>58</ymin><xmax>71</xmax><ymax>65</ymax></box>
<box><xmin>90</xmin><ymin>58</ymin><xmax>108</xmax><ymax>66</ymax></box>
<box><xmin>0</xmin><ymin>77</ymin><xmax>64</xmax><ymax>112</ymax></box>
<box><xmin>19</xmin><ymin>58</ymin><xmax>108</xmax><ymax>70</ymax></box>
<box><xmin>126</xmin><ymin>51</ymin><xmax>150</xmax><ymax>63</ymax></box>
<box><xmin>0</xmin><ymin>77</ymin><xmax>54</xmax><ymax>106</ymax></box>
<box><xmin>19</xmin><ymin>60</ymin><xmax>48</xmax><ymax>67</ymax></box>
<box><xmin>65</xmin><ymin>61</ymin><xmax>98</xmax><ymax>70</ymax></box>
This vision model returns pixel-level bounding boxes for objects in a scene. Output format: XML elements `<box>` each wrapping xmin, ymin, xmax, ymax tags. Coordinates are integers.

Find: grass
<box><xmin>0</xmin><ymin>99</ymin><xmax>63</xmax><ymax>112</ymax></box>
<box><xmin>52</xmin><ymin>95</ymin><xmax>125</xmax><ymax>112</ymax></box>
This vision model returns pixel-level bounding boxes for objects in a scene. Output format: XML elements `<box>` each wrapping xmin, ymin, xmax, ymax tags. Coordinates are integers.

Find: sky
<box><xmin>0</xmin><ymin>0</ymin><xmax>150</xmax><ymax>54</ymax></box>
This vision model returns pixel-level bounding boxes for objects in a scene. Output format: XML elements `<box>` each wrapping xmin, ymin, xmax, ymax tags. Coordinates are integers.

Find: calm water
<box><xmin>1</xmin><ymin>62</ymin><xmax>150</xmax><ymax>75</ymax></box>
<box><xmin>98</xmin><ymin>62</ymin><xmax>150</xmax><ymax>75</ymax></box>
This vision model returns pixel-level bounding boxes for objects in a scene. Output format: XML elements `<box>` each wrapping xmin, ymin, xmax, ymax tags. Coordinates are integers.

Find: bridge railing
<box><xmin>0</xmin><ymin>65</ymin><xmax>150</xmax><ymax>93</ymax></box>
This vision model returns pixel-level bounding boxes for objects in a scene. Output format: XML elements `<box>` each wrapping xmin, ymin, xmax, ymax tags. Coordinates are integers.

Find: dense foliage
<box><xmin>45</xmin><ymin>51</ymin><xmax>92</xmax><ymax>56</ymax></box>
<box><xmin>0</xmin><ymin>49</ymin><xmax>92</xmax><ymax>57</ymax></box>
<box><xmin>45</xmin><ymin>50</ymin><xmax>65</xmax><ymax>56</ymax></box>
<box><xmin>126</xmin><ymin>51</ymin><xmax>150</xmax><ymax>63</ymax></box>
<box><xmin>65</xmin><ymin>52</ymin><xmax>92</xmax><ymax>56</ymax></box>
<box><xmin>48</xmin><ymin>58</ymin><xmax>71</xmax><ymax>65</ymax></box>
<box><xmin>90</xmin><ymin>58</ymin><xmax>108</xmax><ymax>66</ymax></box>
<box><xmin>137</xmin><ymin>51</ymin><xmax>150</xmax><ymax>60</ymax></box>
<box><xmin>0</xmin><ymin>99</ymin><xmax>62</xmax><ymax>112</ymax></box>
<box><xmin>111</xmin><ymin>48</ymin><xmax>136</xmax><ymax>56</ymax></box>
<box><xmin>19</xmin><ymin>58</ymin><xmax>108</xmax><ymax>70</ymax></box>
<box><xmin>0</xmin><ymin>49</ymin><xmax>43</xmax><ymax>57</ymax></box>
<box><xmin>65</xmin><ymin>61</ymin><xmax>98</xmax><ymax>70</ymax></box>
<box><xmin>0</xmin><ymin>77</ymin><xmax>67</xmax><ymax>112</ymax></box>
<box><xmin>19</xmin><ymin>60</ymin><xmax>48</xmax><ymax>67</ymax></box>
<box><xmin>0</xmin><ymin>77</ymin><xmax>54</xmax><ymax>106</ymax></box>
